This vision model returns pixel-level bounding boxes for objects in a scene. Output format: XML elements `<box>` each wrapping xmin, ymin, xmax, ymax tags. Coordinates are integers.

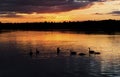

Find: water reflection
<box><xmin>0</xmin><ymin>31</ymin><xmax>120</xmax><ymax>77</ymax></box>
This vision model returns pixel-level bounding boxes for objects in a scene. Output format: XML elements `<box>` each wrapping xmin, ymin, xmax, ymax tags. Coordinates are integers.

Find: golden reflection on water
<box><xmin>0</xmin><ymin>31</ymin><xmax>120</xmax><ymax>60</ymax></box>
<box><xmin>0</xmin><ymin>31</ymin><xmax>120</xmax><ymax>54</ymax></box>
<box><xmin>1</xmin><ymin>31</ymin><xmax>120</xmax><ymax>76</ymax></box>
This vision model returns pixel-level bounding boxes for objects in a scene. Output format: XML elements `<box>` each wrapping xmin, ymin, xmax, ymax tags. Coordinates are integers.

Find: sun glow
<box><xmin>0</xmin><ymin>0</ymin><xmax>120</xmax><ymax>23</ymax></box>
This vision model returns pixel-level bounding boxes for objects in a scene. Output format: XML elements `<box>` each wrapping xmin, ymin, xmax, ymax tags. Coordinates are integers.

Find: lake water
<box><xmin>0</xmin><ymin>31</ymin><xmax>120</xmax><ymax>77</ymax></box>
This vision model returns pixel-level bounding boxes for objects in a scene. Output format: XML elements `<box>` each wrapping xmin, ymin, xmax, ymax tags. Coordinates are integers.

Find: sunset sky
<box><xmin>0</xmin><ymin>0</ymin><xmax>120</xmax><ymax>23</ymax></box>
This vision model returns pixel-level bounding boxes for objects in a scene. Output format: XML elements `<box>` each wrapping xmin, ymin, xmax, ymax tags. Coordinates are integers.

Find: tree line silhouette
<box><xmin>0</xmin><ymin>20</ymin><xmax>120</xmax><ymax>34</ymax></box>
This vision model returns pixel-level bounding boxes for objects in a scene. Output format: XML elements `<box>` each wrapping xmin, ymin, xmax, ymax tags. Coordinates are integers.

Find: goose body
<box><xmin>78</xmin><ymin>53</ymin><xmax>86</xmax><ymax>56</ymax></box>
<box><xmin>94</xmin><ymin>52</ymin><xmax>100</xmax><ymax>55</ymax></box>
<box><xmin>70</xmin><ymin>50</ymin><xmax>77</xmax><ymax>55</ymax></box>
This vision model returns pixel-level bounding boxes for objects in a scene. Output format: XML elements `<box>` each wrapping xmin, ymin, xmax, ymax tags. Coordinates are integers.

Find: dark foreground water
<box><xmin>0</xmin><ymin>31</ymin><xmax>120</xmax><ymax>77</ymax></box>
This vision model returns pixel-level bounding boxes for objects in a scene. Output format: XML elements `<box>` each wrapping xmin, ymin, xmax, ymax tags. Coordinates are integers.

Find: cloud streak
<box><xmin>109</xmin><ymin>11</ymin><xmax>120</xmax><ymax>16</ymax></box>
<box><xmin>0</xmin><ymin>13</ymin><xmax>23</xmax><ymax>18</ymax></box>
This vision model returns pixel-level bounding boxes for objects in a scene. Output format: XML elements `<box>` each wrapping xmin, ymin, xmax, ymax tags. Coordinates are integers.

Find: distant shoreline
<box><xmin>1</xmin><ymin>20</ymin><xmax>120</xmax><ymax>34</ymax></box>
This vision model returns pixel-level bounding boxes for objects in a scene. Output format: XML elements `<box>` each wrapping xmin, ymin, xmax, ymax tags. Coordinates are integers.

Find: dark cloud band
<box><xmin>0</xmin><ymin>0</ymin><xmax>100</xmax><ymax>14</ymax></box>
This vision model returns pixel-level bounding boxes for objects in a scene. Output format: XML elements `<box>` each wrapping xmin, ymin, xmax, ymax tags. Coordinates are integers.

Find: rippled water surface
<box><xmin>0</xmin><ymin>31</ymin><xmax>120</xmax><ymax>77</ymax></box>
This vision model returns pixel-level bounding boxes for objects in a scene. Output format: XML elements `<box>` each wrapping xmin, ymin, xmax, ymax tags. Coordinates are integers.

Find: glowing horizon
<box><xmin>0</xmin><ymin>0</ymin><xmax>120</xmax><ymax>23</ymax></box>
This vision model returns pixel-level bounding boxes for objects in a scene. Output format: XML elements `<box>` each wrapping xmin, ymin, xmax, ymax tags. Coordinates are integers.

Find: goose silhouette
<box><xmin>36</xmin><ymin>48</ymin><xmax>39</xmax><ymax>56</ymax></box>
<box><xmin>70</xmin><ymin>50</ymin><xmax>77</xmax><ymax>55</ymax></box>
<box><xmin>88</xmin><ymin>48</ymin><xmax>95</xmax><ymax>54</ymax></box>
<box><xmin>89</xmin><ymin>48</ymin><xmax>101</xmax><ymax>55</ymax></box>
